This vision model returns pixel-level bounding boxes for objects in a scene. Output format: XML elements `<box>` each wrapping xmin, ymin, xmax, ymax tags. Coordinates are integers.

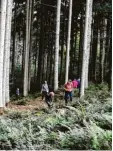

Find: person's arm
<box><xmin>64</xmin><ymin>84</ymin><xmax>68</xmax><ymax>91</ymax></box>
<box><xmin>47</xmin><ymin>84</ymin><xmax>49</xmax><ymax>92</ymax></box>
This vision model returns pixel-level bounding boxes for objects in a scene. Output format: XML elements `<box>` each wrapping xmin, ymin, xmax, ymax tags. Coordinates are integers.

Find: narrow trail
<box><xmin>8</xmin><ymin>97</ymin><xmax>48</xmax><ymax>112</ymax></box>
<box><xmin>8</xmin><ymin>97</ymin><xmax>78</xmax><ymax>111</ymax></box>
<box><xmin>0</xmin><ymin>90</ymin><xmax>80</xmax><ymax>115</ymax></box>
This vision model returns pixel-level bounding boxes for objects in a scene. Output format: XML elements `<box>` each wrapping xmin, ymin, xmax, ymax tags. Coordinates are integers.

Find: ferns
<box><xmin>0</xmin><ymin>84</ymin><xmax>112</xmax><ymax>150</ymax></box>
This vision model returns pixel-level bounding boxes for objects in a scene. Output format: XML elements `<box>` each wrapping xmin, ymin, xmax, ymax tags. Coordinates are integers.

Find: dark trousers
<box><xmin>42</xmin><ymin>91</ymin><xmax>47</xmax><ymax>100</ymax></box>
<box><xmin>45</xmin><ymin>95</ymin><xmax>52</xmax><ymax>107</ymax></box>
<box><xmin>64</xmin><ymin>91</ymin><xmax>72</xmax><ymax>105</ymax></box>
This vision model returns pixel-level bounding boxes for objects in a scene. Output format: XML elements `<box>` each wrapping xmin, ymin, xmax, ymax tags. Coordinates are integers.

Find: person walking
<box><xmin>41</xmin><ymin>81</ymin><xmax>49</xmax><ymax>101</ymax></box>
<box><xmin>72</xmin><ymin>79</ymin><xmax>78</xmax><ymax>88</ymax></box>
<box><xmin>45</xmin><ymin>91</ymin><xmax>55</xmax><ymax>107</ymax></box>
<box><xmin>64</xmin><ymin>79</ymin><xmax>73</xmax><ymax>105</ymax></box>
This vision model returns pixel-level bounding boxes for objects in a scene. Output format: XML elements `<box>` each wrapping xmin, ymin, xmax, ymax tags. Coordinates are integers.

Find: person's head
<box><xmin>69</xmin><ymin>79</ymin><xmax>72</xmax><ymax>83</ymax></box>
<box><xmin>67</xmin><ymin>79</ymin><xmax>72</xmax><ymax>84</ymax></box>
<box><xmin>44</xmin><ymin>81</ymin><xmax>47</xmax><ymax>84</ymax></box>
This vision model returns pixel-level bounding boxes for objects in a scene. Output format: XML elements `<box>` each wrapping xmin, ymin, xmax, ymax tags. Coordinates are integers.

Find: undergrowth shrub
<box><xmin>15</xmin><ymin>99</ymin><xmax>27</xmax><ymax>105</ymax></box>
<box><xmin>88</xmin><ymin>122</ymin><xmax>112</xmax><ymax>150</ymax></box>
<box><xmin>0</xmin><ymin>84</ymin><xmax>112</xmax><ymax>150</ymax></box>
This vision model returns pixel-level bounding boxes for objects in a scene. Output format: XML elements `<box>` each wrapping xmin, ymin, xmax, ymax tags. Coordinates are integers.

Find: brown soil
<box><xmin>2</xmin><ymin>97</ymin><xmax>48</xmax><ymax>113</ymax></box>
<box><xmin>0</xmin><ymin>93</ymin><xmax>64</xmax><ymax>115</ymax></box>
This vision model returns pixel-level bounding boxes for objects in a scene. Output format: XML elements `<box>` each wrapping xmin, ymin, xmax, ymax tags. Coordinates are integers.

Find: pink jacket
<box><xmin>72</xmin><ymin>80</ymin><xmax>78</xmax><ymax>88</ymax></box>
<box><xmin>64</xmin><ymin>82</ymin><xmax>73</xmax><ymax>92</ymax></box>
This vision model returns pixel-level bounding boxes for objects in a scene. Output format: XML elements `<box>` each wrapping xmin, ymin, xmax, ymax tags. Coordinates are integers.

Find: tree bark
<box><xmin>0</xmin><ymin>0</ymin><xmax>12</xmax><ymax>106</ymax></box>
<box><xmin>78</xmin><ymin>13</ymin><xmax>84</xmax><ymax>77</ymax></box>
<box><xmin>23</xmin><ymin>0</ymin><xmax>30</xmax><ymax>96</ymax></box>
<box><xmin>28</xmin><ymin>0</ymin><xmax>34</xmax><ymax>91</ymax></box>
<box><xmin>3</xmin><ymin>0</ymin><xmax>13</xmax><ymax>105</ymax></box>
<box><xmin>84</xmin><ymin>0</ymin><xmax>93</xmax><ymax>88</ymax></box>
<box><xmin>65</xmin><ymin>0</ymin><xmax>73</xmax><ymax>83</ymax></box>
<box><xmin>0</xmin><ymin>0</ymin><xmax>7</xmax><ymax>107</ymax></box>
<box><xmin>108</xmin><ymin>35</ymin><xmax>112</xmax><ymax>91</ymax></box>
<box><xmin>54</xmin><ymin>0</ymin><xmax>61</xmax><ymax>90</ymax></box>
<box><xmin>104</xmin><ymin>18</ymin><xmax>110</xmax><ymax>78</ymax></box>
<box><xmin>59</xmin><ymin>16</ymin><xmax>65</xmax><ymax>84</ymax></box>
<box><xmin>91</xmin><ymin>15</ymin><xmax>98</xmax><ymax>81</ymax></box>
<box><xmin>80</xmin><ymin>0</ymin><xmax>93</xmax><ymax>97</ymax></box>
<box><xmin>37</xmin><ymin>4</ymin><xmax>45</xmax><ymax>89</ymax></box>
<box><xmin>99</xmin><ymin>18</ymin><xmax>106</xmax><ymax>83</ymax></box>
<box><xmin>11</xmin><ymin>4</ymin><xmax>17</xmax><ymax>83</ymax></box>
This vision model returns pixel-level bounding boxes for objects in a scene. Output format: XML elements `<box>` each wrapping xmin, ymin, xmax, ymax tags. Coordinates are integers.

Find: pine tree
<box><xmin>65</xmin><ymin>0</ymin><xmax>73</xmax><ymax>83</ymax></box>
<box><xmin>54</xmin><ymin>0</ymin><xmax>61</xmax><ymax>91</ymax></box>
<box><xmin>0</xmin><ymin>0</ymin><xmax>7</xmax><ymax>107</ymax></box>
<box><xmin>80</xmin><ymin>0</ymin><xmax>93</xmax><ymax>97</ymax></box>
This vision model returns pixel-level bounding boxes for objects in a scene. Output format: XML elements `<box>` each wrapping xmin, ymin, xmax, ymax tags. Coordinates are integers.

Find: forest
<box><xmin>0</xmin><ymin>0</ymin><xmax>112</xmax><ymax>150</ymax></box>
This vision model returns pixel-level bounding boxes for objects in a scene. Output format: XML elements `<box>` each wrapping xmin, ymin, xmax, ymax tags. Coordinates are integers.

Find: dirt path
<box><xmin>0</xmin><ymin>92</ymin><xmax>76</xmax><ymax>114</ymax></box>
<box><xmin>6</xmin><ymin>97</ymin><xmax>48</xmax><ymax>112</ymax></box>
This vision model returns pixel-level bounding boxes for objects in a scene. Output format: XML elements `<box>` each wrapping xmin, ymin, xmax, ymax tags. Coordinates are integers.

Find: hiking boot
<box><xmin>70</xmin><ymin>98</ymin><xmax>72</xmax><ymax>102</ymax></box>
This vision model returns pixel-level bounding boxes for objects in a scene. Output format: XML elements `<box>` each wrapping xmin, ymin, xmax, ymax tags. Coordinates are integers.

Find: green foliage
<box><xmin>94</xmin><ymin>1</ymin><xmax>112</xmax><ymax>14</ymax></box>
<box><xmin>89</xmin><ymin>122</ymin><xmax>112</xmax><ymax>150</ymax></box>
<box><xmin>85</xmin><ymin>83</ymin><xmax>111</xmax><ymax>100</ymax></box>
<box><xmin>15</xmin><ymin>99</ymin><xmax>27</xmax><ymax>105</ymax></box>
<box><xmin>0</xmin><ymin>84</ymin><xmax>112</xmax><ymax>150</ymax></box>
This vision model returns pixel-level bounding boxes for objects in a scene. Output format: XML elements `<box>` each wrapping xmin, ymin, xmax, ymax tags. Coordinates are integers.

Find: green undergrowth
<box><xmin>10</xmin><ymin>92</ymin><xmax>41</xmax><ymax>105</ymax></box>
<box><xmin>0</xmin><ymin>84</ymin><xmax>112</xmax><ymax>150</ymax></box>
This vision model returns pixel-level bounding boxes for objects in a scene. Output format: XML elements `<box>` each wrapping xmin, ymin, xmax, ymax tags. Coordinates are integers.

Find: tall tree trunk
<box><xmin>108</xmin><ymin>35</ymin><xmax>112</xmax><ymax>91</ymax></box>
<box><xmin>49</xmin><ymin>33</ymin><xmax>54</xmax><ymax>85</ymax></box>
<box><xmin>37</xmin><ymin>5</ymin><xmax>45</xmax><ymax>89</ymax></box>
<box><xmin>73</xmin><ymin>29</ymin><xmax>77</xmax><ymax>71</ymax></box>
<box><xmin>22</xmin><ymin>20</ymin><xmax>25</xmax><ymax>80</ymax></box>
<box><xmin>104</xmin><ymin>18</ymin><xmax>110</xmax><ymax>78</ymax></box>
<box><xmin>59</xmin><ymin>16</ymin><xmax>65</xmax><ymax>84</ymax></box>
<box><xmin>11</xmin><ymin>4</ymin><xmax>16</xmax><ymax>83</ymax></box>
<box><xmin>28</xmin><ymin>0</ymin><xmax>34</xmax><ymax>91</ymax></box>
<box><xmin>46</xmin><ymin>31</ymin><xmax>50</xmax><ymax>82</ymax></box>
<box><xmin>65</xmin><ymin>0</ymin><xmax>73</xmax><ymax>83</ymax></box>
<box><xmin>84</xmin><ymin>0</ymin><xmax>93</xmax><ymax>88</ymax></box>
<box><xmin>0</xmin><ymin>0</ymin><xmax>12</xmax><ymax>106</ymax></box>
<box><xmin>91</xmin><ymin>15</ymin><xmax>98</xmax><ymax>81</ymax></box>
<box><xmin>34</xmin><ymin>35</ymin><xmax>39</xmax><ymax>82</ymax></box>
<box><xmin>78</xmin><ymin>13</ymin><xmax>83</xmax><ymax>77</ymax></box>
<box><xmin>80</xmin><ymin>0</ymin><xmax>93</xmax><ymax>98</ymax></box>
<box><xmin>23</xmin><ymin>0</ymin><xmax>30</xmax><ymax>96</ymax></box>
<box><xmin>69</xmin><ymin>31</ymin><xmax>74</xmax><ymax>77</ymax></box>
<box><xmin>99</xmin><ymin>18</ymin><xmax>106</xmax><ymax>83</ymax></box>
<box><xmin>54</xmin><ymin>0</ymin><xmax>61</xmax><ymax>90</ymax></box>
<box><xmin>0</xmin><ymin>0</ymin><xmax>7</xmax><ymax>107</ymax></box>
<box><xmin>3</xmin><ymin>0</ymin><xmax>13</xmax><ymax>105</ymax></box>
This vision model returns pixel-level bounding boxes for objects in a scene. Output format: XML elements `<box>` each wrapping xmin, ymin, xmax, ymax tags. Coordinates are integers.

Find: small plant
<box><xmin>7</xmin><ymin>111</ymin><xmax>23</xmax><ymax>119</ymax></box>
<box><xmin>16</xmin><ymin>99</ymin><xmax>27</xmax><ymax>105</ymax></box>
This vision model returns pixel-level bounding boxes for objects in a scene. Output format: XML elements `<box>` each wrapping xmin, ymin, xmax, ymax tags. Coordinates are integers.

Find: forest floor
<box><xmin>2</xmin><ymin>88</ymin><xmax>67</xmax><ymax>113</ymax></box>
<box><xmin>0</xmin><ymin>84</ymin><xmax>112</xmax><ymax>150</ymax></box>
<box><xmin>5</xmin><ymin>92</ymin><xmax>65</xmax><ymax>113</ymax></box>
<box><xmin>7</xmin><ymin>97</ymin><xmax>48</xmax><ymax>112</ymax></box>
